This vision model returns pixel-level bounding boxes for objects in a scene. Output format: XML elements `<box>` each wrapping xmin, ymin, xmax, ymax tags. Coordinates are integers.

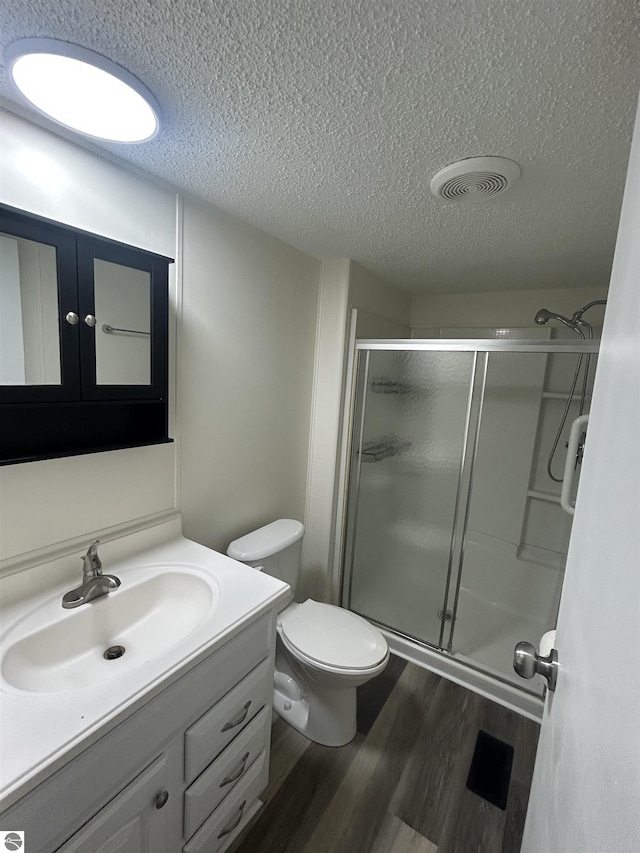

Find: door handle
<box><xmin>513</xmin><ymin>641</ymin><xmax>558</xmax><ymax>691</ymax></box>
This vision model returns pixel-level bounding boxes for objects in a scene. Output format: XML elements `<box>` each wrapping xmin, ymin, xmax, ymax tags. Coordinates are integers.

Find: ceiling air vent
<box><xmin>430</xmin><ymin>157</ymin><xmax>521</xmax><ymax>201</ymax></box>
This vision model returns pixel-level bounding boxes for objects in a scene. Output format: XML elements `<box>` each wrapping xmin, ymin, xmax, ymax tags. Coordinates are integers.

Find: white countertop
<box><xmin>0</xmin><ymin>532</ymin><xmax>289</xmax><ymax>811</ymax></box>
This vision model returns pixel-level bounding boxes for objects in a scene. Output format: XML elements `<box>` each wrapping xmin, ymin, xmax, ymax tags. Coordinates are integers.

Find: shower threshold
<box><xmin>364</xmin><ymin>619</ymin><xmax>544</xmax><ymax>722</ymax></box>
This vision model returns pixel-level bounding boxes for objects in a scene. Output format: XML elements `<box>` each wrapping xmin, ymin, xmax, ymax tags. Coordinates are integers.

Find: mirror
<box><xmin>0</xmin><ymin>232</ymin><xmax>61</xmax><ymax>385</ymax></box>
<box><xmin>94</xmin><ymin>259</ymin><xmax>151</xmax><ymax>385</ymax></box>
<box><xmin>0</xmin><ymin>203</ymin><xmax>172</xmax><ymax>465</ymax></box>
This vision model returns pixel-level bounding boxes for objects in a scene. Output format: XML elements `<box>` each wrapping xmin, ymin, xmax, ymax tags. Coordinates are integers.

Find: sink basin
<box><xmin>0</xmin><ymin>529</ymin><xmax>291</xmax><ymax>811</ymax></box>
<box><xmin>1</xmin><ymin>567</ymin><xmax>218</xmax><ymax>693</ymax></box>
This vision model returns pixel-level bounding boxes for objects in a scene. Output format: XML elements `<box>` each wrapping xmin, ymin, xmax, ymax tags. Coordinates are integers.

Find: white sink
<box><xmin>1</xmin><ymin>567</ymin><xmax>218</xmax><ymax>693</ymax></box>
<box><xmin>0</xmin><ymin>528</ymin><xmax>290</xmax><ymax>811</ymax></box>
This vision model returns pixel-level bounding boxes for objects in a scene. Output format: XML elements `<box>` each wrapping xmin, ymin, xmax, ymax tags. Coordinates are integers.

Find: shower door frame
<box><xmin>338</xmin><ymin>338</ymin><xmax>600</xmax><ymax>684</ymax></box>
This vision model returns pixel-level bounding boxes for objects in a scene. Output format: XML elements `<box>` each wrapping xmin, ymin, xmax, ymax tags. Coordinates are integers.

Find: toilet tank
<box><xmin>227</xmin><ymin>519</ymin><xmax>304</xmax><ymax>597</ymax></box>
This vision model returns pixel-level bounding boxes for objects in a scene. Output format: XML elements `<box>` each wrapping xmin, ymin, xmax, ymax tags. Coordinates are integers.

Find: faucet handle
<box><xmin>82</xmin><ymin>539</ymin><xmax>102</xmax><ymax>577</ymax></box>
<box><xmin>80</xmin><ymin>538</ymin><xmax>99</xmax><ymax>557</ymax></box>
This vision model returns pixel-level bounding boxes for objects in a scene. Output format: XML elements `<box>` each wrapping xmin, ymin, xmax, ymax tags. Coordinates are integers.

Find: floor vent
<box><xmin>466</xmin><ymin>730</ymin><xmax>514</xmax><ymax>810</ymax></box>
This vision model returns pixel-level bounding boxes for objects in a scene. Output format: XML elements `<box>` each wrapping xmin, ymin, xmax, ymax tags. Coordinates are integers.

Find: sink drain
<box><xmin>104</xmin><ymin>645</ymin><xmax>126</xmax><ymax>660</ymax></box>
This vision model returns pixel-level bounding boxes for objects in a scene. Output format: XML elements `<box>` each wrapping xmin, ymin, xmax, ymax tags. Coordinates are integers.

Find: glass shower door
<box><xmin>343</xmin><ymin>348</ymin><xmax>476</xmax><ymax>647</ymax></box>
<box><xmin>446</xmin><ymin>350</ymin><xmax>597</xmax><ymax>692</ymax></box>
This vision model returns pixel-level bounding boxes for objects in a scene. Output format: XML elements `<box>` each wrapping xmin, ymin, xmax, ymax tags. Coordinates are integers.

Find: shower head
<box><xmin>534</xmin><ymin>309</ymin><xmax>554</xmax><ymax>325</ymax></box>
<box><xmin>534</xmin><ymin>308</ymin><xmax>581</xmax><ymax>331</ymax></box>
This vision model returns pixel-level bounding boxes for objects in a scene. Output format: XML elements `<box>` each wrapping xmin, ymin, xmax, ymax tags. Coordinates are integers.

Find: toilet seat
<box><xmin>278</xmin><ymin>600</ymin><xmax>388</xmax><ymax>672</ymax></box>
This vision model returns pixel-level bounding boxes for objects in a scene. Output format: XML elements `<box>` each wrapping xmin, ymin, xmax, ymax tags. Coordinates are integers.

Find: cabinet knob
<box><xmin>155</xmin><ymin>790</ymin><xmax>169</xmax><ymax>809</ymax></box>
<box><xmin>65</xmin><ymin>312</ymin><xmax>80</xmax><ymax>325</ymax></box>
<box><xmin>84</xmin><ymin>314</ymin><xmax>97</xmax><ymax>327</ymax></box>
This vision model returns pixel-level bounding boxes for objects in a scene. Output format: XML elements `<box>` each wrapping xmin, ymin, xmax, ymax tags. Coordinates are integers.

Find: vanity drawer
<box><xmin>184</xmin><ymin>705</ymin><xmax>270</xmax><ymax>839</ymax></box>
<box><xmin>185</xmin><ymin>657</ymin><xmax>272</xmax><ymax>783</ymax></box>
<box><xmin>183</xmin><ymin>750</ymin><xmax>267</xmax><ymax>853</ymax></box>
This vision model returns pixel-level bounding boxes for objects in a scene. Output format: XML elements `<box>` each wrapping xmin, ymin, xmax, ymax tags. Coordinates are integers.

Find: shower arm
<box><xmin>572</xmin><ymin>299</ymin><xmax>607</xmax><ymax>325</ymax></box>
<box><xmin>574</xmin><ymin>321</ymin><xmax>592</xmax><ymax>417</ymax></box>
<box><xmin>571</xmin><ymin>297</ymin><xmax>606</xmax><ymax>416</ymax></box>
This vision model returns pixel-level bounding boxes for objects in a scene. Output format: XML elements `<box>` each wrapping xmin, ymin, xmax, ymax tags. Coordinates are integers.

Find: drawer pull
<box><xmin>220</xmin><ymin>751</ymin><xmax>250</xmax><ymax>787</ymax></box>
<box><xmin>221</xmin><ymin>701</ymin><xmax>251</xmax><ymax>732</ymax></box>
<box><xmin>155</xmin><ymin>790</ymin><xmax>169</xmax><ymax>809</ymax></box>
<box><xmin>217</xmin><ymin>799</ymin><xmax>247</xmax><ymax>838</ymax></box>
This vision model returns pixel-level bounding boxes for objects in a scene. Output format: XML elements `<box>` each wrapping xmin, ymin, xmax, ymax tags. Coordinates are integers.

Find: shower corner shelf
<box><xmin>542</xmin><ymin>391</ymin><xmax>591</xmax><ymax>402</ymax></box>
<box><xmin>527</xmin><ymin>489</ymin><xmax>562</xmax><ymax>505</ymax></box>
<box><xmin>361</xmin><ymin>436</ymin><xmax>412</xmax><ymax>463</ymax></box>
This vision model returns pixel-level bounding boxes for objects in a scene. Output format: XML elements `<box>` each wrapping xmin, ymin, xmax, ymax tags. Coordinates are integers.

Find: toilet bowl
<box><xmin>275</xmin><ymin>600</ymin><xmax>389</xmax><ymax>746</ymax></box>
<box><xmin>227</xmin><ymin>520</ymin><xmax>389</xmax><ymax>746</ymax></box>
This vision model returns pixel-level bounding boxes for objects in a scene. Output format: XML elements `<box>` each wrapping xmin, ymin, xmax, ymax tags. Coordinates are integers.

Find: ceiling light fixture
<box><xmin>5</xmin><ymin>38</ymin><xmax>160</xmax><ymax>143</ymax></box>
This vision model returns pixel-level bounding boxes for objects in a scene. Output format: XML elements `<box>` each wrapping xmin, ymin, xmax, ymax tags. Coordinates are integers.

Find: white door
<box><xmin>521</xmin><ymin>98</ymin><xmax>640</xmax><ymax>852</ymax></box>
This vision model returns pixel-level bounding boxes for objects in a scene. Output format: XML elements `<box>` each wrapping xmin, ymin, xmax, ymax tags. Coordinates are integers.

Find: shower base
<box><xmin>351</xmin><ymin>578</ymin><xmax>547</xmax><ymax>722</ymax></box>
<box><xmin>381</xmin><ymin>627</ymin><xmax>543</xmax><ymax>721</ymax></box>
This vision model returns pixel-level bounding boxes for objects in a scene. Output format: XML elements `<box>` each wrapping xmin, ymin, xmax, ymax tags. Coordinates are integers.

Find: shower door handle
<box><xmin>513</xmin><ymin>641</ymin><xmax>558</xmax><ymax>691</ymax></box>
<box><xmin>560</xmin><ymin>414</ymin><xmax>589</xmax><ymax>516</ymax></box>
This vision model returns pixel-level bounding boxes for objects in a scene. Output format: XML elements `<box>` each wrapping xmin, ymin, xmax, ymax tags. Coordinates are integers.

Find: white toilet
<box><xmin>227</xmin><ymin>519</ymin><xmax>389</xmax><ymax>747</ymax></box>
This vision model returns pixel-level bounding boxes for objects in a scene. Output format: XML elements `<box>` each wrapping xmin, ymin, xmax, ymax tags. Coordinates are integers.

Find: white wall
<box><xmin>178</xmin><ymin>196</ymin><xmax>319</xmax><ymax>555</ymax></box>
<box><xmin>411</xmin><ymin>285</ymin><xmax>608</xmax><ymax>334</ymax></box>
<box><xmin>349</xmin><ymin>261</ymin><xmax>412</xmax><ymax>338</ymax></box>
<box><xmin>0</xmin><ymin>109</ymin><xmax>321</xmax><ymax>575</ymax></box>
<box><xmin>0</xmin><ymin>110</ymin><xmax>178</xmax><ymax>565</ymax></box>
<box><xmin>301</xmin><ymin>259</ymin><xmax>350</xmax><ymax>600</ymax></box>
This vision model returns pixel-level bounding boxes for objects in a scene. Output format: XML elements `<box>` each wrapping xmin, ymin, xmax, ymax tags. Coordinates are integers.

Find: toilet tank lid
<box><xmin>227</xmin><ymin>519</ymin><xmax>304</xmax><ymax>562</ymax></box>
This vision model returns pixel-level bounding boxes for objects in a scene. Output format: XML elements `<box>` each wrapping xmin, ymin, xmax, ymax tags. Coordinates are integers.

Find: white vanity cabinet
<box><xmin>55</xmin><ymin>751</ymin><xmax>177</xmax><ymax>853</ymax></box>
<box><xmin>0</xmin><ymin>608</ymin><xmax>278</xmax><ymax>853</ymax></box>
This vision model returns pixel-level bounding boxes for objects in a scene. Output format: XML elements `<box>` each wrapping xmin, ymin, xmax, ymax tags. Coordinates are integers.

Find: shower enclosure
<box><xmin>340</xmin><ymin>338</ymin><xmax>599</xmax><ymax>718</ymax></box>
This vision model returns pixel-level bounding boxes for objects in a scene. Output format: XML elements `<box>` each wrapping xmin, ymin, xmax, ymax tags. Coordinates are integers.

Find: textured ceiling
<box><xmin>1</xmin><ymin>0</ymin><xmax>639</xmax><ymax>294</ymax></box>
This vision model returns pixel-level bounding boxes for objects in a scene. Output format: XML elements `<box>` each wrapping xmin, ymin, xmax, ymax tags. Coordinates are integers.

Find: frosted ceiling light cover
<box><xmin>5</xmin><ymin>39</ymin><xmax>160</xmax><ymax>143</ymax></box>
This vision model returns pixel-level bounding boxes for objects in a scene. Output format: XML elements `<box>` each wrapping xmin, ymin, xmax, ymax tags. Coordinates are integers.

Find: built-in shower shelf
<box><xmin>518</xmin><ymin>543</ymin><xmax>568</xmax><ymax>569</ymax></box>
<box><xmin>361</xmin><ymin>436</ymin><xmax>412</xmax><ymax>463</ymax></box>
<box><xmin>542</xmin><ymin>391</ymin><xmax>591</xmax><ymax>402</ymax></box>
<box><xmin>527</xmin><ymin>489</ymin><xmax>562</xmax><ymax>504</ymax></box>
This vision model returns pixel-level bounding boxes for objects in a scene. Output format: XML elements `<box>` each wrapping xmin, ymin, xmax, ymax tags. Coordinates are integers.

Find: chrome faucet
<box><xmin>62</xmin><ymin>539</ymin><xmax>121</xmax><ymax>608</ymax></box>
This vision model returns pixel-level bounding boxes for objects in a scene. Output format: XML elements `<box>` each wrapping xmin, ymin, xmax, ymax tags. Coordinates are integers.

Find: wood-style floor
<box><xmin>231</xmin><ymin>656</ymin><xmax>540</xmax><ymax>853</ymax></box>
